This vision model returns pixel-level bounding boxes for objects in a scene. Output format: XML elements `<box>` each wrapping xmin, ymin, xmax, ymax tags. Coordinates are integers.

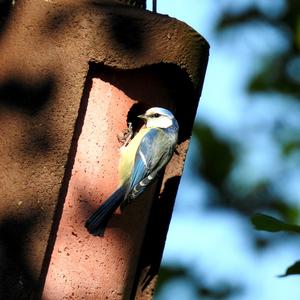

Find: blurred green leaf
<box><xmin>216</xmin><ymin>8</ymin><xmax>275</xmax><ymax>32</ymax></box>
<box><xmin>248</xmin><ymin>55</ymin><xmax>300</xmax><ymax>97</ymax></box>
<box><xmin>193</xmin><ymin>124</ymin><xmax>235</xmax><ymax>188</ymax></box>
<box><xmin>251</xmin><ymin>213</ymin><xmax>300</xmax><ymax>233</ymax></box>
<box><xmin>156</xmin><ymin>265</ymin><xmax>242</xmax><ymax>299</ymax></box>
<box><xmin>282</xmin><ymin>140</ymin><xmax>300</xmax><ymax>155</ymax></box>
<box><xmin>271</xmin><ymin>200</ymin><xmax>300</xmax><ymax>224</ymax></box>
<box><xmin>155</xmin><ymin>266</ymin><xmax>187</xmax><ymax>293</ymax></box>
<box><xmin>279</xmin><ymin>261</ymin><xmax>300</xmax><ymax>277</ymax></box>
<box><xmin>199</xmin><ymin>283</ymin><xmax>242</xmax><ymax>300</ymax></box>
<box><xmin>216</xmin><ymin>1</ymin><xmax>300</xmax><ymax>99</ymax></box>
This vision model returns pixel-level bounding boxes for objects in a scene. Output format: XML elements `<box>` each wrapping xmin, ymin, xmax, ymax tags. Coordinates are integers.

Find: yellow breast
<box><xmin>118</xmin><ymin>127</ymin><xmax>149</xmax><ymax>185</ymax></box>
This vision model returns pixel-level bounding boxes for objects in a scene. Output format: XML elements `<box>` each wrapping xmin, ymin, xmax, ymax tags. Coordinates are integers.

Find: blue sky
<box><xmin>146</xmin><ymin>0</ymin><xmax>300</xmax><ymax>299</ymax></box>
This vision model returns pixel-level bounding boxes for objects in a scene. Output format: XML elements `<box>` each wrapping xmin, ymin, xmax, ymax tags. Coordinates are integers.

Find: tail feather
<box><xmin>85</xmin><ymin>186</ymin><xmax>126</xmax><ymax>236</ymax></box>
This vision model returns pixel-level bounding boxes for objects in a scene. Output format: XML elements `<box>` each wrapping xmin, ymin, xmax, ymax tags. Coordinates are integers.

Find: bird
<box><xmin>85</xmin><ymin>107</ymin><xmax>179</xmax><ymax>236</ymax></box>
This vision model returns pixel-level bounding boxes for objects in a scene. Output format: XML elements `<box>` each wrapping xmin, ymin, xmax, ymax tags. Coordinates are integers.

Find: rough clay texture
<box><xmin>0</xmin><ymin>0</ymin><xmax>209</xmax><ymax>299</ymax></box>
<box><xmin>42</xmin><ymin>75</ymin><xmax>172</xmax><ymax>300</ymax></box>
<box><xmin>43</xmin><ymin>78</ymin><xmax>139</xmax><ymax>299</ymax></box>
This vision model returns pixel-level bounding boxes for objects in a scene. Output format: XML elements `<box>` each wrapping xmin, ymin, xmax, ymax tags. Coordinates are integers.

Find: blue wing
<box><xmin>124</xmin><ymin>128</ymin><xmax>175</xmax><ymax>204</ymax></box>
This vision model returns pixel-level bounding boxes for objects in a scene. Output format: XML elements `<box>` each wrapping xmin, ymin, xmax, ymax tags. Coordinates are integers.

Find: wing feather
<box><xmin>122</xmin><ymin>128</ymin><xmax>175</xmax><ymax>206</ymax></box>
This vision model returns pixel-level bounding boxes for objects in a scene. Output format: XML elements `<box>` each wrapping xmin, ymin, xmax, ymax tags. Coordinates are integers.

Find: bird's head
<box><xmin>138</xmin><ymin>107</ymin><xmax>178</xmax><ymax>129</ymax></box>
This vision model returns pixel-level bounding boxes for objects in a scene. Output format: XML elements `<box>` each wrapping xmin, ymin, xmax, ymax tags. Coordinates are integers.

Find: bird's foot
<box><xmin>117</xmin><ymin>122</ymin><xmax>133</xmax><ymax>146</ymax></box>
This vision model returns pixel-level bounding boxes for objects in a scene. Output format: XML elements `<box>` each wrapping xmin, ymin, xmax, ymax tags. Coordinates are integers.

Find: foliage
<box><xmin>217</xmin><ymin>0</ymin><xmax>300</xmax><ymax>98</ymax></box>
<box><xmin>252</xmin><ymin>213</ymin><xmax>300</xmax><ymax>234</ymax></box>
<box><xmin>279</xmin><ymin>261</ymin><xmax>300</xmax><ymax>277</ymax></box>
<box><xmin>215</xmin><ymin>0</ymin><xmax>300</xmax><ymax>282</ymax></box>
<box><xmin>157</xmin><ymin>1</ymin><xmax>300</xmax><ymax>298</ymax></box>
<box><xmin>156</xmin><ymin>266</ymin><xmax>242</xmax><ymax>300</ymax></box>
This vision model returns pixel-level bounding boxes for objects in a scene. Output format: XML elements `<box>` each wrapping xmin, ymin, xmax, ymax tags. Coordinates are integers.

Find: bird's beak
<box><xmin>138</xmin><ymin>114</ymin><xmax>147</xmax><ymax>122</ymax></box>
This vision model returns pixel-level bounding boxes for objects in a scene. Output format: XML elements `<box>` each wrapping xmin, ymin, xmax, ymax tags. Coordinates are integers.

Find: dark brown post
<box><xmin>0</xmin><ymin>0</ymin><xmax>209</xmax><ymax>299</ymax></box>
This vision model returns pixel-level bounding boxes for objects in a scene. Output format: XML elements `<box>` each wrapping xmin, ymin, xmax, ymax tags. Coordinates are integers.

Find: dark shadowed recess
<box><xmin>89</xmin><ymin>63</ymin><xmax>200</xmax><ymax>144</ymax></box>
<box><xmin>130</xmin><ymin>176</ymin><xmax>182</xmax><ymax>297</ymax></box>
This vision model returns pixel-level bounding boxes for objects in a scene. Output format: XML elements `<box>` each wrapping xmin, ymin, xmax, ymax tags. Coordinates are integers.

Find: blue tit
<box><xmin>85</xmin><ymin>107</ymin><xmax>179</xmax><ymax>236</ymax></box>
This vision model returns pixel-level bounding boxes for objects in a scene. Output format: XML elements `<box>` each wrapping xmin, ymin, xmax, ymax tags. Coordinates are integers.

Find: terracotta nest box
<box><xmin>0</xmin><ymin>0</ymin><xmax>209</xmax><ymax>299</ymax></box>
